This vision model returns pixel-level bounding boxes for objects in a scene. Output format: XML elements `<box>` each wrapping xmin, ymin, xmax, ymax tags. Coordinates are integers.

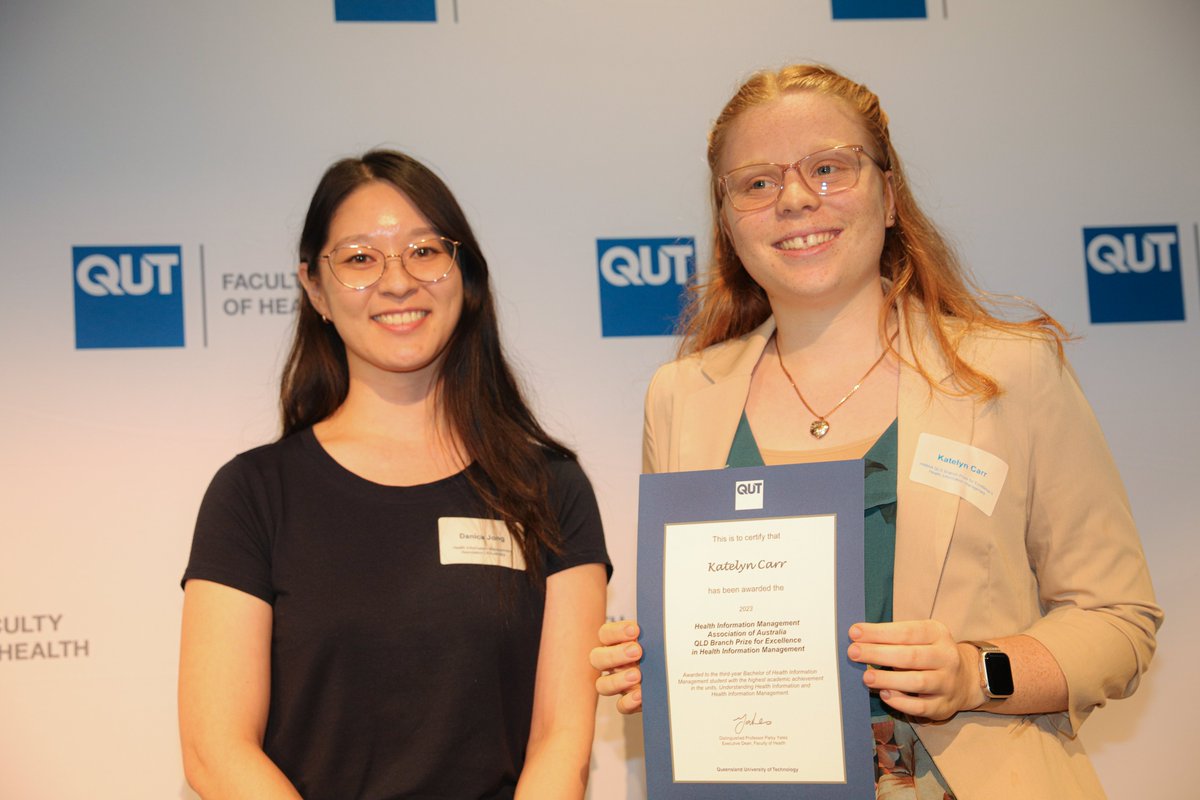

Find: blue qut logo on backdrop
<box><xmin>73</xmin><ymin>245</ymin><xmax>185</xmax><ymax>348</ymax></box>
<box><xmin>1083</xmin><ymin>225</ymin><xmax>1184</xmax><ymax>323</ymax></box>
<box><xmin>597</xmin><ymin>237</ymin><xmax>695</xmax><ymax>337</ymax></box>
<box><xmin>832</xmin><ymin>0</ymin><xmax>927</xmax><ymax>20</ymax></box>
<box><xmin>334</xmin><ymin>0</ymin><xmax>436</xmax><ymax>22</ymax></box>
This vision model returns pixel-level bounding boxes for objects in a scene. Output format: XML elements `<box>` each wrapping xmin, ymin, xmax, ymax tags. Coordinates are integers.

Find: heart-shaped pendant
<box><xmin>810</xmin><ymin>419</ymin><xmax>830</xmax><ymax>439</ymax></box>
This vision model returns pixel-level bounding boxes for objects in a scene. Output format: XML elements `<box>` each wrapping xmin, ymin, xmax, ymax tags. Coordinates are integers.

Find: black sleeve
<box><xmin>181</xmin><ymin>454</ymin><xmax>276</xmax><ymax>603</ymax></box>
<box><xmin>545</xmin><ymin>457</ymin><xmax>612</xmax><ymax>580</ymax></box>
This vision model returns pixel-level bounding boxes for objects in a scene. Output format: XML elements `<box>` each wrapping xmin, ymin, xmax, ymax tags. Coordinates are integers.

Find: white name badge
<box><xmin>438</xmin><ymin>517</ymin><xmax>527</xmax><ymax>571</ymax></box>
<box><xmin>910</xmin><ymin>433</ymin><xmax>1009</xmax><ymax>516</ymax></box>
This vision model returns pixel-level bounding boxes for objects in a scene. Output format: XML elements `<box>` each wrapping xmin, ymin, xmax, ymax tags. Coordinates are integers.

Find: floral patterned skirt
<box><xmin>873</xmin><ymin>714</ymin><xmax>956</xmax><ymax>799</ymax></box>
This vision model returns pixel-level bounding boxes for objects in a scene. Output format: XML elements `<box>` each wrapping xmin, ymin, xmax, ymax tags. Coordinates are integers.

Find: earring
<box><xmin>320</xmin><ymin>314</ymin><xmax>330</xmax><ymax>324</ymax></box>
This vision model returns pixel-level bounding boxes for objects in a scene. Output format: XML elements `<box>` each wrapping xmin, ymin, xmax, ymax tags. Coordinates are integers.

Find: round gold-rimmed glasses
<box><xmin>719</xmin><ymin>145</ymin><xmax>887</xmax><ymax>212</ymax></box>
<box><xmin>321</xmin><ymin>237</ymin><xmax>460</xmax><ymax>290</ymax></box>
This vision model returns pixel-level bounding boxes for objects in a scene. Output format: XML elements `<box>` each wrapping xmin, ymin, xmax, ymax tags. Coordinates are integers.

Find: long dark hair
<box><xmin>281</xmin><ymin>149</ymin><xmax>573</xmax><ymax>584</ymax></box>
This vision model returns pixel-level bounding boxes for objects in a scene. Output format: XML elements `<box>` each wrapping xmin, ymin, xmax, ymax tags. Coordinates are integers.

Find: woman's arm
<box><xmin>847</xmin><ymin>620</ymin><xmax>1067</xmax><ymax>720</ymax></box>
<box><xmin>1017</xmin><ymin>348</ymin><xmax>1161</xmax><ymax>731</ymax></box>
<box><xmin>179</xmin><ymin>579</ymin><xmax>302</xmax><ymax>799</ymax></box>
<box><xmin>515</xmin><ymin>563</ymin><xmax>609</xmax><ymax>800</ymax></box>
<box><xmin>851</xmin><ymin>336</ymin><xmax>1160</xmax><ymax>725</ymax></box>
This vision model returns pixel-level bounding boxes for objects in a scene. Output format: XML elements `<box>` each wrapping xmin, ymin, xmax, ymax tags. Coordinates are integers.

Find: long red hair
<box><xmin>678</xmin><ymin>64</ymin><xmax>1067</xmax><ymax>398</ymax></box>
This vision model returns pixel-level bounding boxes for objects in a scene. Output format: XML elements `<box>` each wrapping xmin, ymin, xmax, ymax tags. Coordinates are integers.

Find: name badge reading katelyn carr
<box><xmin>910</xmin><ymin>433</ymin><xmax>1009</xmax><ymax>516</ymax></box>
<box><xmin>438</xmin><ymin>517</ymin><xmax>527</xmax><ymax>571</ymax></box>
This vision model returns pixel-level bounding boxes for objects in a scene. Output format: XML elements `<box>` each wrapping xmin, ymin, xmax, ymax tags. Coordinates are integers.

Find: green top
<box><xmin>726</xmin><ymin>413</ymin><xmax>898</xmax><ymax>716</ymax></box>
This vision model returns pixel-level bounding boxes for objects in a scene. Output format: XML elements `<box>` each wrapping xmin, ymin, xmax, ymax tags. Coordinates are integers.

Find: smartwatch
<box><xmin>967</xmin><ymin>641</ymin><xmax>1014</xmax><ymax>700</ymax></box>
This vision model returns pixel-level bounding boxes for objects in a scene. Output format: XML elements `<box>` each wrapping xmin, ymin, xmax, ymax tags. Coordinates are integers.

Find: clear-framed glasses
<box><xmin>321</xmin><ymin>236</ymin><xmax>460</xmax><ymax>290</ymax></box>
<box><xmin>719</xmin><ymin>145</ymin><xmax>887</xmax><ymax>212</ymax></box>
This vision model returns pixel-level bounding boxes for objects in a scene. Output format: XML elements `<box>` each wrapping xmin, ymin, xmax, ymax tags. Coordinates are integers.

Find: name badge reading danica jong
<box><xmin>909</xmin><ymin>434</ymin><xmax>1009</xmax><ymax>516</ymax></box>
<box><xmin>437</xmin><ymin>517</ymin><xmax>527</xmax><ymax>571</ymax></box>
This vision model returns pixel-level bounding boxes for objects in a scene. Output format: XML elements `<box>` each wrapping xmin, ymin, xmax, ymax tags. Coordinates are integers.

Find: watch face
<box><xmin>982</xmin><ymin>651</ymin><xmax>1014</xmax><ymax>697</ymax></box>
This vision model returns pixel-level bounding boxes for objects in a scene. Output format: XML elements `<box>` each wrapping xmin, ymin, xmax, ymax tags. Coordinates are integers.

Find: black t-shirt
<box><xmin>183</xmin><ymin>429</ymin><xmax>610</xmax><ymax>800</ymax></box>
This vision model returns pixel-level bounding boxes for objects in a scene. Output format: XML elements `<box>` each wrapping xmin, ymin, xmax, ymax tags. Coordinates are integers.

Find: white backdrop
<box><xmin>1</xmin><ymin>1</ymin><xmax>1197</xmax><ymax>797</ymax></box>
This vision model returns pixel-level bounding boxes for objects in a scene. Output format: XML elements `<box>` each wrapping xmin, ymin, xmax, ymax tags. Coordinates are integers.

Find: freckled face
<box><xmin>718</xmin><ymin>92</ymin><xmax>895</xmax><ymax>313</ymax></box>
<box><xmin>298</xmin><ymin>181</ymin><xmax>463</xmax><ymax>385</ymax></box>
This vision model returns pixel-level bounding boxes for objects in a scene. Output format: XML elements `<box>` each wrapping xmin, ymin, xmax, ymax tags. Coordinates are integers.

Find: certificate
<box><xmin>637</xmin><ymin>461</ymin><xmax>872</xmax><ymax>798</ymax></box>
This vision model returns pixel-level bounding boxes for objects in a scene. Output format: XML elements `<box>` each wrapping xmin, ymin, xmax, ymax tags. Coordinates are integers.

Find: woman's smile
<box><xmin>774</xmin><ymin>229</ymin><xmax>840</xmax><ymax>252</ymax></box>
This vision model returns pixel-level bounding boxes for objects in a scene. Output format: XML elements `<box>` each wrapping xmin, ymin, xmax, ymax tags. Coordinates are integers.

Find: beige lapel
<box><xmin>678</xmin><ymin>319</ymin><xmax>775</xmax><ymax>471</ymax></box>
<box><xmin>894</xmin><ymin>308</ymin><xmax>976</xmax><ymax>621</ymax></box>
<box><xmin>672</xmin><ymin>308</ymin><xmax>973</xmax><ymax>620</ymax></box>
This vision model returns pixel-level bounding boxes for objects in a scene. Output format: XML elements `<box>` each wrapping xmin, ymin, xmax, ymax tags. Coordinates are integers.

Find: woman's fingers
<box><xmin>596</xmin><ymin>665</ymin><xmax>641</xmax><ymax>698</ymax></box>
<box><xmin>846</xmin><ymin>620</ymin><xmax>977</xmax><ymax>721</ymax></box>
<box><xmin>597</xmin><ymin>620</ymin><xmax>640</xmax><ymax>646</ymax></box>
<box><xmin>591</xmin><ymin>620</ymin><xmax>645</xmax><ymax>714</ymax></box>
<box><xmin>615</xmin><ymin>687</ymin><xmax>643</xmax><ymax>715</ymax></box>
<box><xmin>589</xmin><ymin>640</ymin><xmax>642</xmax><ymax>672</ymax></box>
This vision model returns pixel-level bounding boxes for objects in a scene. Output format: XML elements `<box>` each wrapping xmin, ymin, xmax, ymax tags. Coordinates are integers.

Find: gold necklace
<box><xmin>775</xmin><ymin>331</ymin><xmax>897</xmax><ymax>439</ymax></box>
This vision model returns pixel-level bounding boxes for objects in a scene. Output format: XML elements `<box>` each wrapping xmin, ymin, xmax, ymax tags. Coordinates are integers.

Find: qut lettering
<box><xmin>1087</xmin><ymin>232</ymin><xmax>1177</xmax><ymax>275</ymax></box>
<box><xmin>76</xmin><ymin>252</ymin><xmax>179</xmax><ymax>296</ymax></box>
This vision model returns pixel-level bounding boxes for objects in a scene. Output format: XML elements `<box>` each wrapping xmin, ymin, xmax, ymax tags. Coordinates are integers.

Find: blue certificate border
<box><xmin>637</xmin><ymin>461</ymin><xmax>872</xmax><ymax>798</ymax></box>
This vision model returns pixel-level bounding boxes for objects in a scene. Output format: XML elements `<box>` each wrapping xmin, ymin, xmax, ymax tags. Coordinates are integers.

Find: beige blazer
<box><xmin>642</xmin><ymin>310</ymin><xmax>1162</xmax><ymax>799</ymax></box>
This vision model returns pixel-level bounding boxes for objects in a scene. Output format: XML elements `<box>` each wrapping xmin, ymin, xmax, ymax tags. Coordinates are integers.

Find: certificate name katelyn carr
<box><xmin>664</xmin><ymin>515</ymin><xmax>843</xmax><ymax>782</ymax></box>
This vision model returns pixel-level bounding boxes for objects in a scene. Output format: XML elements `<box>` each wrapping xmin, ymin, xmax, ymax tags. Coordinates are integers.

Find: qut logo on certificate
<box><xmin>637</xmin><ymin>462</ymin><xmax>873</xmax><ymax>799</ymax></box>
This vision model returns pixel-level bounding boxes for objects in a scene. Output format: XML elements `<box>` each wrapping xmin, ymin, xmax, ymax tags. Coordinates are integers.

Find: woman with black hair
<box><xmin>179</xmin><ymin>150</ymin><xmax>610</xmax><ymax>799</ymax></box>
